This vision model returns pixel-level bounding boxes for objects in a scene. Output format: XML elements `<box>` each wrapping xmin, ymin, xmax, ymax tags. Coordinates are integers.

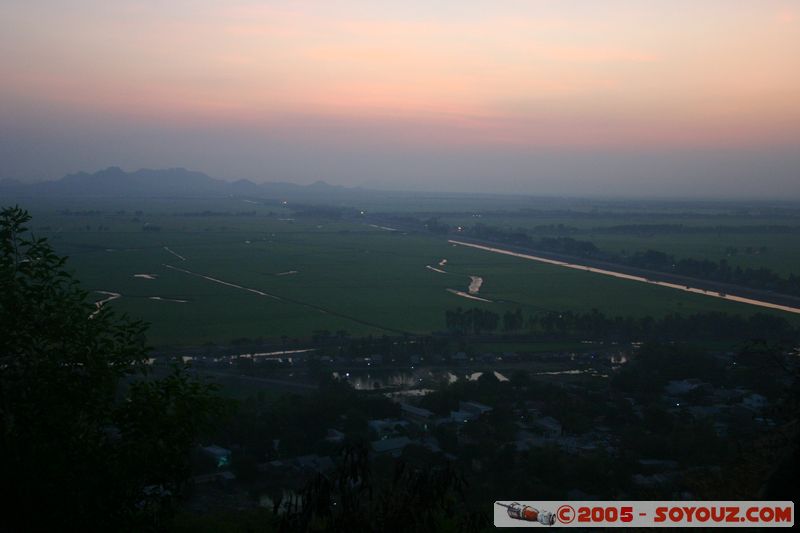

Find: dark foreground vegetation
<box><xmin>0</xmin><ymin>207</ymin><xmax>219</xmax><ymax>530</ymax></box>
<box><xmin>175</xmin><ymin>338</ymin><xmax>799</xmax><ymax>531</ymax></box>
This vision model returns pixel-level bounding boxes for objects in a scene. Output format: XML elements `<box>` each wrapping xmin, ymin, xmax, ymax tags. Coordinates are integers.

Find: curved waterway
<box><xmin>449</xmin><ymin>239</ymin><xmax>800</xmax><ymax>315</ymax></box>
<box><xmin>468</xmin><ymin>276</ymin><xmax>483</xmax><ymax>294</ymax></box>
<box><xmin>90</xmin><ymin>291</ymin><xmax>121</xmax><ymax>318</ymax></box>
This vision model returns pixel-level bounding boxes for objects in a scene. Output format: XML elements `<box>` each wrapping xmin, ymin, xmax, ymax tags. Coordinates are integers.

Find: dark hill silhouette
<box><xmin>0</xmin><ymin>167</ymin><xmax>351</xmax><ymax>200</ymax></box>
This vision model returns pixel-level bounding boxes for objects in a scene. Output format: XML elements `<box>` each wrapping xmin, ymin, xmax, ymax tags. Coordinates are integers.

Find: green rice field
<box><xmin>19</xmin><ymin>197</ymin><xmax>798</xmax><ymax>346</ymax></box>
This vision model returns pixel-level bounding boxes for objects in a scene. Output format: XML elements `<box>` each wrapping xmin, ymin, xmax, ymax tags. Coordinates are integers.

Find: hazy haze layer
<box><xmin>2</xmin><ymin>1</ymin><xmax>799</xmax><ymax>198</ymax></box>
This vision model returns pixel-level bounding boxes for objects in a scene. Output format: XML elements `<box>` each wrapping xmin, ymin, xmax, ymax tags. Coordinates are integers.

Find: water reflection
<box><xmin>333</xmin><ymin>368</ymin><xmax>511</xmax><ymax>394</ymax></box>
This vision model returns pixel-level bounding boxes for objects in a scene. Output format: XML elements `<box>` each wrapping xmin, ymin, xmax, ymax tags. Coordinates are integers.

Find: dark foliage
<box><xmin>0</xmin><ymin>206</ymin><xmax>220</xmax><ymax>530</ymax></box>
<box><xmin>277</xmin><ymin>444</ymin><xmax>484</xmax><ymax>532</ymax></box>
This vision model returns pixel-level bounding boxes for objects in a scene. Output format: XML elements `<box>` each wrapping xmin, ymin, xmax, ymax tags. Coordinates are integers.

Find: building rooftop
<box><xmin>294</xmin><ymin>454</ymin><xmax>334</xmax><ymax>472</ymax></box>
<box><xmin>371</xmin><ymin>436</ymin><xmax>412</xmax><ymax>455</ymax></box>
<box><xmin>535</xmin><ymin>416</ymin><xmax>562</xmax><ymax>434</ymax></box>
<box><xmin>459</xmin><ymin>400</ymin><xmax>493</xmax><ymax>415</ymax></box>
<box><xmin>201</xmin><ymin>445</ymin><xmax>231</xmax><ymax>457</ymax></box>
<box><xmin>450</xmin><ymin>410</ymin><xmax>475</xmax><ymax>423</ymax></box>
<box><xmin>400</xmin><ymin>403</ymin><xmax>433</xmax><ymax>418</ymax></box>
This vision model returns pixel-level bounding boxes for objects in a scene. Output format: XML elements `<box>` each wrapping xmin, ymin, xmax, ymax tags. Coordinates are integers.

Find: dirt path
<box><xmin>149</xmin><ymin>296</ymin><xmax>188</xmax><ymax>303</ymax></box>
<box><xmin>368</xmin><ymin>224</ymin><xmax>398</xmax><ymax>231</ymax></box>
<box><xmin>163</xmin><ymin>246</ymin><xmax>186</xmax><ymax>261</ymax></box>
<box><xmin>91</xmin><ymin>291</ymin><xmax>121</xmax><ymax>318</ymax></box>
<box><xmin>446</xmin><ymin>288</ymin><xmax>492</xmax><ymax>303</ymax></box>
<box><xmin>164</xmin><ymin>264</ymin><xmax>281</xmax><ymax>300</ymax></box>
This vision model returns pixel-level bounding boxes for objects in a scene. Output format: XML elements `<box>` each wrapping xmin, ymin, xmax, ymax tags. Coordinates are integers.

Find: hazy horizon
<box><xmin>2</xmin><ymin>1</ymin><xmax>799</xmax><ymax>199</ymax></box>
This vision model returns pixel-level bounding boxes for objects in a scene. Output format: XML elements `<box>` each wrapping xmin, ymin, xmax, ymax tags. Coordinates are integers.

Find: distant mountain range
<box><xmin>0</xmin><ymin>167</ymin><xmax>352</xmax><ymax>200</ymax></box>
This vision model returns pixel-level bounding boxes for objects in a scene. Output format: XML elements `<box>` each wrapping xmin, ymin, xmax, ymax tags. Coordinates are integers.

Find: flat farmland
<box><xmin>26</xmin><ymin>202</ymin><xmax>798</xmax><ymax>346</ymax></box>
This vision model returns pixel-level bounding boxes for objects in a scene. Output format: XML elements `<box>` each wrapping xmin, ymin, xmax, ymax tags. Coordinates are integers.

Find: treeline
<box><xmin>462</xmin><ymin>223</ymin><xmax>604</xmax><ymax>257</ymax></box>
<box><xmin>456</xmin><ymin>223</ymin><xmax>800</xmax><ymax>297</ymax></box>
<box><xmin>625</xmin><ymin>250</ymin><xmax>800</xmax><ymax>296</ymax></box>
<box><xmin>595</xmin><ymin>224</ymin><xmax>800</xmax><ymax>235</ymax></box>
<box><xmin>533</xmin><ymin>309</ymin><xmax>797</xmax><ymax>342</ymax></box>
<box><xmin>292</xmin><ymin>204</ymin><xmax>366</xmax><ymax>220</ymax></box>
<box><xmin>445</xmin><ymin>307</ymin><xmax>523</xmax><ymax>335</ymax></box>
<box><xmin>212</xmin><ymin>378</ymin><xmax>399</xmax><ymax>459</ymax></box>
<box><xmin>57</xmin><ymin>209</ymin><xmax>104</xmax><ymax>215</ymax></box>
<box><xmin>445</xmin><ymin>307</ymin><xmax>799</xmax><ymax>342</ymax></box>
<box><xmin>176</xmin><ymin>210</ymin><xmax>257</xmax><ymax>217</ymax></box>
<box><xmin>532</xmin><ymin>223</ymin><xmax>579</xmax><ymax>234</ymax></box>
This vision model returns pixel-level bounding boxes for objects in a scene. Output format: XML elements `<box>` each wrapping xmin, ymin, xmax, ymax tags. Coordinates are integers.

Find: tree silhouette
<box><xmin>0</xmin><ymin>206</ymin><xmax>219</xmax><ymax>530</ymax></box>
<box><xmin>278</xmin><ymin>444</ymin><xmax>485</xmax><ymax>532</ymax></box>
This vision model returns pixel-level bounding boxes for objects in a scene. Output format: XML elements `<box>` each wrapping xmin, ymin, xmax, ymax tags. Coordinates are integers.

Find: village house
<box><xmin>400</xmin><ymin>403</ymin><xmax>434</xmax><ymax>427</ymax></box>
<box><xmin>371</xmin><ymin>436</ymin><xmax>412</xmax><ymax>457</ymax></box>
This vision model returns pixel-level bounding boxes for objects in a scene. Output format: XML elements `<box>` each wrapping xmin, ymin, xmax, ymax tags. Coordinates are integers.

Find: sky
<box><xmin>1</xmin><ymin>0</ymin><xmax>799</xmax><ymax>198</ymax></box>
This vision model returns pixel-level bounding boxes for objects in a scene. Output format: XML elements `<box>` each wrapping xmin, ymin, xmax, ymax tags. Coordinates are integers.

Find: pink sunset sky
<box><xmin>1</xmin><ymin>0</ymin><xmax>799</xmax><ymax>197</ymax></box>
